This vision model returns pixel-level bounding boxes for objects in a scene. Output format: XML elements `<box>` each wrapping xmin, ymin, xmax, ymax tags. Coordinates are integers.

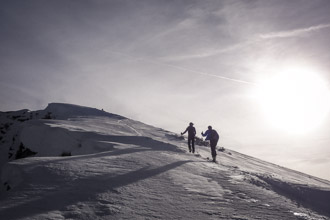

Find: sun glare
<box><xmin>256</xmin><ymin>67</ymin><xmax>330</xmax><ymax>134</ymax></box>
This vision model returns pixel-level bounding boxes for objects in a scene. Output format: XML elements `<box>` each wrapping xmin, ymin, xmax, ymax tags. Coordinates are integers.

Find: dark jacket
<box><xmin>202</xmin><ymin>129</ymin><xmax>219</xmax><ymax>141</ymax></box>
<box><xmin>182</xmin><ymin>126</ymin><xmax>196</xmax><ymax>138</ymax></box>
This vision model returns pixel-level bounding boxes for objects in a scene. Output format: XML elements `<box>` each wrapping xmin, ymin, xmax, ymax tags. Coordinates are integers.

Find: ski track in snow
<box><xmin>117</xmin><ymin>119</ymin><xmax>142</xmax><ymax>136</ymax></box>
<box><xmin>0</xmin><ymin>104</ymin><xmax>330</xmax><ymax>220</ymax></box>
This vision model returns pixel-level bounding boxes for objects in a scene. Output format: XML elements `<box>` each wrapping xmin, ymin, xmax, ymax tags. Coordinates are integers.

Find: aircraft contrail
<box><xmin>152</xmin><ymin>61</ymin><xmax>257</xmax><ymax>86</ymax></box>
<box><xmin>110</xmin><ymin>51</ymin><xmax>257</xmax><ymax>86</ymax></box>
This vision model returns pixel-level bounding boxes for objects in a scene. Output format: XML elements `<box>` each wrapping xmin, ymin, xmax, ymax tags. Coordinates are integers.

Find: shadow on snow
<box><xmin>0</xmin><ymin>160</ymin><xmax>193</xmax><ymax>220</ymax></box>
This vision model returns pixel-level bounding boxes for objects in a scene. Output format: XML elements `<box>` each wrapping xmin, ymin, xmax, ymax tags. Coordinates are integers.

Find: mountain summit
<box><xmin>1</xmin><ymin>103</ymin><xmax>329</xmax><ymax>219</ymax></box>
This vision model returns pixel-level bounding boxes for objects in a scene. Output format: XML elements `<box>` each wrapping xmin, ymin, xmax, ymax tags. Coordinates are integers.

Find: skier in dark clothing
<box><xmin>201</xmin><ymin>126</ymin><xmax>219</xmax><ymax>162</ymax></box>
<box><xmin>181</xmin><ymin>122</ymin><xmax>196</xmax><ymax>153</ymax></box>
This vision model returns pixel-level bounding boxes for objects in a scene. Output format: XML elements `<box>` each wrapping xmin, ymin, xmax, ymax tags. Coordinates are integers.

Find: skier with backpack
<box><xmin>181</xmin><ymin>122</ymin><xmax>196</xmax><ymax>153</ymax></box>
<box><xmin>201</xmin><ymin>126</ymin><xmax>219</xmax><ymax>162</ymax></box>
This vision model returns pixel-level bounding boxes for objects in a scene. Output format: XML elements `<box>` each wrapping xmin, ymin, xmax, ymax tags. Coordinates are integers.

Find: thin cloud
<box><xmin>161</xmin><ymin>23</ymin><xmax>330</xmax><ymax>62</ymax></box>
<box><xmin>108</xmin><ymin>51</ymin><xmax>256</xmax><ymax>86</ymax></box>
<box><xmin>162</xmin><ymin>23</ymin><xmax>330</xmax><ymax>62</ymax></box>
<box><xmin>160</xmin><ymin>41</ymin><xmax>253</xmax><ymax>62</ymax></box>
<box><xmin>142</xmin><ymin>58</ymin><xmax>256</xmax><ymax>86</ymax></box>
<box><xmin>259</xmin><ymin>23</ymin><xmax>330</xmax><ymax>39</ymax></box>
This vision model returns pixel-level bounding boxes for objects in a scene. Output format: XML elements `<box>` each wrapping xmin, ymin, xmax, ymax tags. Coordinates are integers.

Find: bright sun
<box><xmin>255</xmin><ymin>67</ymin><xmax>330</xmax><ymax>134</ymax></box>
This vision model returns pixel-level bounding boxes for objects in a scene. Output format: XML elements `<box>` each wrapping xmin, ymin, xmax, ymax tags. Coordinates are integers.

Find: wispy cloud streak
<box><xmin>259</xmin><ymin>23</ymin><xmax>330</xmax><ymax>39</ymax></box>
<box><xmin>160</xmin><ymin>42</ymin><xmax>251</xmax><ymax>62</ymax></box>
<box><xmin>149</xmin><ymin>60</ymin><xmax>256</xmax><ymax>86</ymax></box>
<box><xmin>109</xmin><ymin>51</ymin><xmax>256</xmax><ymax>86</ymax></box>
<box><xmin>161</xmin><ymin>22</ymin><xmax>330</xmax><ymax>62</ymax></box>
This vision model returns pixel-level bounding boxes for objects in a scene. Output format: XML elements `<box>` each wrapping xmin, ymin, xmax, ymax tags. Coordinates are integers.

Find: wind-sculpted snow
<box><xmin>0</xmin><ymin>103</ymin><xmax>330</xmax><ymax>219</ymax></box>
<box><xmin>257</xmin><ymin>175</ymin><xmax>330</xmax><ymax>217</ymax></box>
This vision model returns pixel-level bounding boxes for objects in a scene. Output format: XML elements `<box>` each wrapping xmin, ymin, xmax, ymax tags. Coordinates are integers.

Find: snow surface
<box><xmin>0</xmin><ymin>103</ymin><xmax>330</xmax><ymax>219</ymax></box>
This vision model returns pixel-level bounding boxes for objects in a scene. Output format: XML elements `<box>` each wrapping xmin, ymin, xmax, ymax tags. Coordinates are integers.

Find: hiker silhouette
<box><xmin>201</xmin><ymin>126</ymin><xmax>219</xmax><ymax>162</ymax></box>
<box><xmin>181</xmin><ymin>122</ymin><xmax>196</xmax><ymax>153</ymax></box>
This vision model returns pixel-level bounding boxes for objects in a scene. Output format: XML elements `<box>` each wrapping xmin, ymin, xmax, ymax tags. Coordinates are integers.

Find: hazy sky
<box><xmin>1</xmin><ymin>0</ymin><xmax>330</xmax><ymax>180</ymax></box>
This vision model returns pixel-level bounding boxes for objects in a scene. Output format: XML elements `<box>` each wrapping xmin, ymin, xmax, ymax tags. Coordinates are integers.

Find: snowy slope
<box><xmin>0</xmin><ymin>103</ymin><xmax>330</xmax><ymax>220</ymax></box>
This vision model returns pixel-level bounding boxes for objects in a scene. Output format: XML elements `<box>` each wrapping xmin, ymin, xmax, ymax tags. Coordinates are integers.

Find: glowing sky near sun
<box><xmin>255</xmin><ymin>66</ymin><xmax>330</xmax><ymax>134</ymax></box>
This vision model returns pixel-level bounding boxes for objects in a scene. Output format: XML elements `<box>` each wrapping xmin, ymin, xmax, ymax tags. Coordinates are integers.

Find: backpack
<box><xmin>210</xmin><ymin>130</ymin><xmax>219</xmax><ymax>141</ymax></box>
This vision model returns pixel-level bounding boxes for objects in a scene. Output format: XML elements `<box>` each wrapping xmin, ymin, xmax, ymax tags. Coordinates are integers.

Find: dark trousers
<box><xmin>188</xmin><ymin>136</ymin><xmax>195</xmax><ymax>153</ymax></box>
<box><xmin>210</xmin><ymin>139</ymin><xmax>218</xmax><ymax>159</ymax></box>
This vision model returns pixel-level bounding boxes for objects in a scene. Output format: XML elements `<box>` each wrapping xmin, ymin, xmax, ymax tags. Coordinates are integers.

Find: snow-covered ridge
<box><xmin>44</xmin><ymin>103</ymin><xmax>126</xmax><ymax>120</ymax></box>
<box><xmin>0</xmin><ymin>103</ymin><xmax>330</xmax><ymax>219</ymax></box>
<box><xmin>0</xmin><ymin>103</ymin><xmax>126</xmax><ymax>165</ymax></box>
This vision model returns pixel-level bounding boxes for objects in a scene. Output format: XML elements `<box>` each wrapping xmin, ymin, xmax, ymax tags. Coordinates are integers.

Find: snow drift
<box><xmin>0</xmin><ymin>103</ymin><xmax>329</xmax><ymax>219</ymax></box>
